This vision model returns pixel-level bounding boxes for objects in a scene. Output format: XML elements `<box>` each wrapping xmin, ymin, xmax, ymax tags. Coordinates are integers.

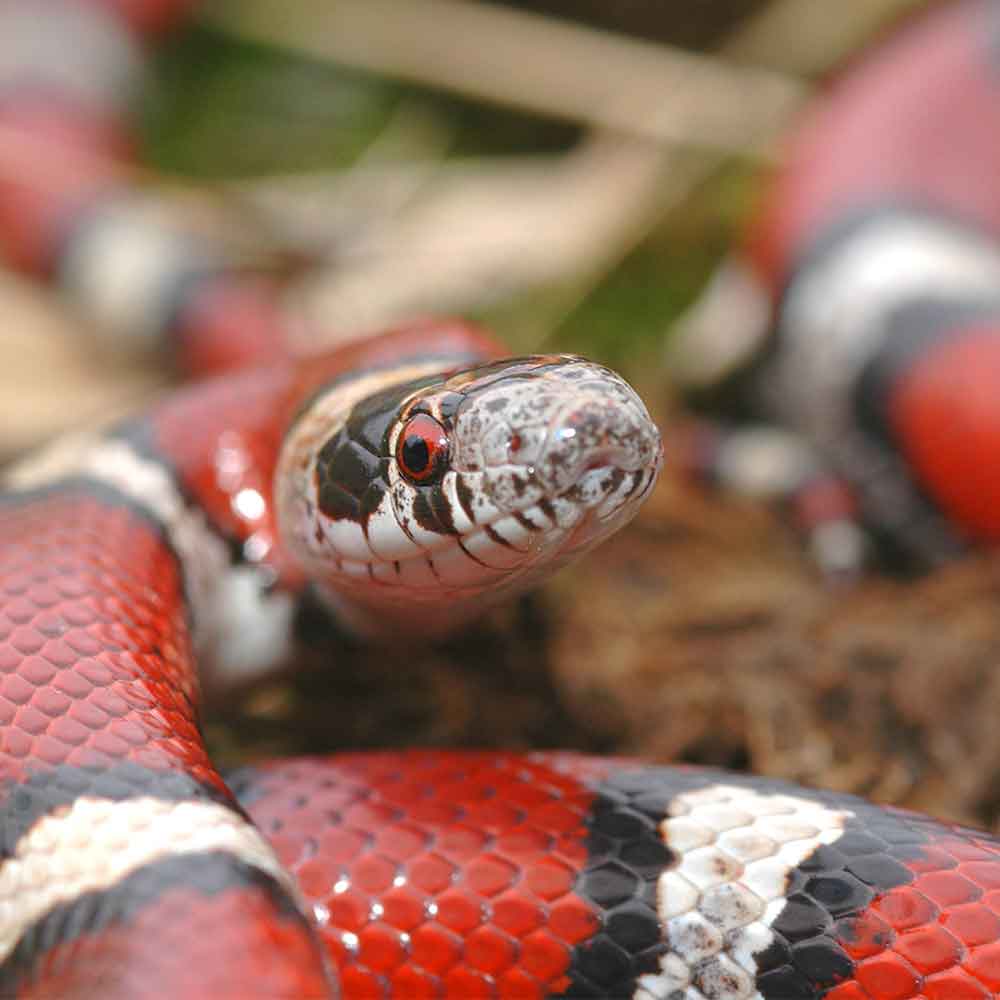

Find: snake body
<box><xmin>677</xmin><ymin>0</ymin><xmax>1000</xmax><ymax>567</ymax></box>
<box><xmin>2</xmin><ymin>3</ymin><xmax>1000</xmax><ymax>1000</ymax></box>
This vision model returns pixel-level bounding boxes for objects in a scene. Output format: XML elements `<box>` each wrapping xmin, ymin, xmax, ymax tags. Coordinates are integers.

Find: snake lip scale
<box><xmin>1</xmin><ymin>2</ymin><xmax>1000</xmax><ymax>1000</ymax></box>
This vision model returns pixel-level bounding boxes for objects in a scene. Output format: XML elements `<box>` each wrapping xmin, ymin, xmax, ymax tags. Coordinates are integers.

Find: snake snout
<box><xmin>540</xmin><ymin>391</ymin><xmax>661</xmax><ymax>496</ymax></box>
<box><xmin>450</xmin><ymin>356</ymin><xmax>661</xmax><ymax>532</ymax></box>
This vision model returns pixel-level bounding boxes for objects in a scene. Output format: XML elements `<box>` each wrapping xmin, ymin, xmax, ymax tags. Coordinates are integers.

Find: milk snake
<box><xmin>2</xmin><ymin>3</ymin><xmax>1000</xmax><ymax>1000</ymax></box>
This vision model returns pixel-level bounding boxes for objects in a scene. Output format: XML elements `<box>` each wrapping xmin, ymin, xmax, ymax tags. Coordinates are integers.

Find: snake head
<box><xmin>276</xmin><ymin>354</ymin><xmax>662</xmax><ymax>637</ymax></box>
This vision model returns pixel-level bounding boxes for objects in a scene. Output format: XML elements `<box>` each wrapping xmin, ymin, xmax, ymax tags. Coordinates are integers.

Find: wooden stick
<box><xmin>202</xmin><ymin>0</ymin><xmax>805</xmax><ymax>154</ymax></box>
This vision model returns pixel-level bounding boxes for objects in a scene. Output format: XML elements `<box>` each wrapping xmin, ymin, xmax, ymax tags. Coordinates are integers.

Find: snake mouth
<box><xmin>420</xmin><ymin>430</ymin><xmax>662</xmax><ymax>584</ymax></box>
<box><xmin>560</xmin><ymin>454</ymin><xmax>661</xmax><ymax>548</ymax></box>
<box><xmin>428</xmin><ymin>467</ymin><xmax>657</xmax><ymax>609</ymax></box>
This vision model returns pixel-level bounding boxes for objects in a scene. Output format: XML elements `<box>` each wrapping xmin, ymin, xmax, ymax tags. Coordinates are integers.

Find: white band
<box><xmin>0</xmin><ymin>795</ymin><xmax>297</xmax><ymax>962</ymax></box>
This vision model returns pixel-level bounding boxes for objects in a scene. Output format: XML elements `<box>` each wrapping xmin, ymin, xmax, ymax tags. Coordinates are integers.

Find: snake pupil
<box><xmin>403</xmin><ymin>435</ymin><xmax>430</xmax><ymax>473</ymax></box>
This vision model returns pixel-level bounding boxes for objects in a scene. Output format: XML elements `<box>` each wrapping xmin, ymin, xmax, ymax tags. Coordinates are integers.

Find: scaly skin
<box><xmin>0</xmin><ymin>321</ymin><xmax>662</xmax><ymax>997</ymax></box>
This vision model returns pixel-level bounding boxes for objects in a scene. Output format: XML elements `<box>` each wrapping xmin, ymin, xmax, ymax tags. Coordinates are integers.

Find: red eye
<box><xmin>396</xmin><ymin>414</ymin><xmax>449</xmax><ymax>483</ymax></box>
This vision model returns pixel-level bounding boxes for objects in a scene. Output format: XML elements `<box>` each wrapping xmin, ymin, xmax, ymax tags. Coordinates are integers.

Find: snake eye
<box><xmin>397</xmin><ymin>414</ymin><xmax>449</xmax><ymax>483</ymax></box>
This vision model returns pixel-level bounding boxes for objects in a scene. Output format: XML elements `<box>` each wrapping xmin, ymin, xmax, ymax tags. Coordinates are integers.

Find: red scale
<box><xmin>244</xmin><ymin>754</ymin><xmax>608</xmax><ymax>998</ymax></box>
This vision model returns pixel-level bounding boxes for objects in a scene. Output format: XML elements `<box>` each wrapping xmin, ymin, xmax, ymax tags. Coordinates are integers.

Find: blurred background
<box><xmin>7</xmin><ymin>0</ymin><xmax>1000</xmax><ymax>831</ymax></box>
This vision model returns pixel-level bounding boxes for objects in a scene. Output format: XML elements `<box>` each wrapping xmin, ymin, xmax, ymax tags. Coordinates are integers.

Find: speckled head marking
<box><xmin>276</xmin><ymin>354</ymin><xmax>662</xmax><ymax>636</ymax></box>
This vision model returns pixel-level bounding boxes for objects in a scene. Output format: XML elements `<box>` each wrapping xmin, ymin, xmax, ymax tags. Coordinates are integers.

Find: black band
<box><xmin>0</xmin><ymin>762</ymin><xmax>241</xmax><ymax>861</ymax></box>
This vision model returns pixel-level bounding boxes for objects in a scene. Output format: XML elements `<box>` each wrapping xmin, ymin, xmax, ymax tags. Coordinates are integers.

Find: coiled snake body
<box><xmin>2</xmin><ymin>3</ymin><xmax>1000</xmax><ymax>999</ymax></box>
<box><xmin>677</xmin><ymin>0</ymin><xmax>1000</xmax><ymax>569</ymax></box>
